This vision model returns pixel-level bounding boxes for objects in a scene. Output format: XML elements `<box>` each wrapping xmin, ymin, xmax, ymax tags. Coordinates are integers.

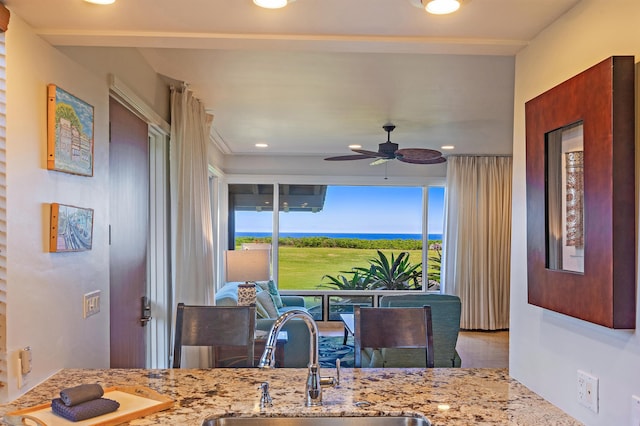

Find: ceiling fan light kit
<box><xmin>253</xmin><ymin>0</ymin><xmax>294</xmax><ymax>9</ymax></box>
<box><xmin>324</xmin><ymin>124</ymin><xmax>445</xmax><ymax>165</ymax></box>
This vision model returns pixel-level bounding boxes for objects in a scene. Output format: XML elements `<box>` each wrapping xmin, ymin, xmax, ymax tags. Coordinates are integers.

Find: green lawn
<box><xmin>277</xmin><ymin>247</ymin><xmax>426</xmax><ymax>290</ymax></box>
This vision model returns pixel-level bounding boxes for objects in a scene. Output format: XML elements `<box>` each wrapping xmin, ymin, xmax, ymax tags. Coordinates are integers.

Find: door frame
<box><xmin>109</xmin><ymin>75</ymin><xmax>171</xmax><ymax>368</ymax></box>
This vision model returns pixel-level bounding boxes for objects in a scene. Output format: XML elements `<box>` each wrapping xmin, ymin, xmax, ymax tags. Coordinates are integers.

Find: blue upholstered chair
<box><xmin>215</xmin><ymin>281</ymin><xmax>311</xmax><ymax>367</ymax></box>
<box><xmin>378</xmin><ymin>294</ymin><xmax>462</xmax><ymax>368</ymax></box>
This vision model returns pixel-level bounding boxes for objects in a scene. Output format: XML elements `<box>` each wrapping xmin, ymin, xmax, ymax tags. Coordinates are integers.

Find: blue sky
<box><xmin>236</xmin><ymin>185</ymin><xmax>445</xmax><ymax>235</ymax></box>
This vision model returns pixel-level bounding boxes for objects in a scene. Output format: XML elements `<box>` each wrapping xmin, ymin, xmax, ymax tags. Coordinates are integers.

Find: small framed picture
<box><xmin>47</xmin><ymin>84</ymin><xmax>94</xmax><ymax>176</ymax></box>
<box><xmin>50</xmin><ymin>203</ymin><xmax>94</xmax><ymax>252</ymax></box>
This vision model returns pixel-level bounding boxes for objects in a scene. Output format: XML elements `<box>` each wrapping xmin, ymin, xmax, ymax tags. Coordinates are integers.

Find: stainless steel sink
<box><xmin>202</xmin><ymin>416</ymin><xmax>431</xmax><ymax>426</ymax></box>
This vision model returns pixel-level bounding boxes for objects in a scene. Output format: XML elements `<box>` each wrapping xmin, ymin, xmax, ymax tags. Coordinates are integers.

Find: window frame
<box><xmin>219</xmin><ymin>175</ymin><xmax>446</xmax><ymax>291</ymax></box>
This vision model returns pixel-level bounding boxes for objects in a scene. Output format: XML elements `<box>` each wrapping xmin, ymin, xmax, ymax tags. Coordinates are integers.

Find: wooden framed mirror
<box><xmin>525</xmin><ymin>56</ymin><xmax>636</xmax><ymax>329</ymax></box>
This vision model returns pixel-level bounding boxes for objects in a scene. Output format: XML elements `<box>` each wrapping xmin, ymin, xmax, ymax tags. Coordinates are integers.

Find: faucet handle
<box><xmin>319</xmin><ymin>359</ymin><xmax>340</xmax><ymax>388</ymax></box>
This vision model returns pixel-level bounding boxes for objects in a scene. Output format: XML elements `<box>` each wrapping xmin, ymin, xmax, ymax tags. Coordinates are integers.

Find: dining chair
<box><xmin>172</xmin><ymin>303</ymin><xmax>256</xmax><ymax>368</ymax></box>
<box><xmin>353</xmin><ymin>305</ymin><xmax>434</xmax><ymax>368</ymax></box>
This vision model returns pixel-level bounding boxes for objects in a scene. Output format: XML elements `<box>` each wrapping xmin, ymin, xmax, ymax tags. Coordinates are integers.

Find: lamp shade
<box><xmin>224</xmin><ymin>249</ymin><xmax>271</xmax><ymax>283</ymax></box>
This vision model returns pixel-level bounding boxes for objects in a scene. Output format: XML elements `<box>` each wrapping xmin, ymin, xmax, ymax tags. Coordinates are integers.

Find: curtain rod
<box><xmin>170</xmin><ymin>82</ymin><xmax>189</xmax><ymax>93</ymax></box>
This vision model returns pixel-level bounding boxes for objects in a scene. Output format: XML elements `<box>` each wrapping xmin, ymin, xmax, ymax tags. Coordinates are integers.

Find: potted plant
<box><xmin>354</xmin><ymin>250</ymin><xmax>422</xmax><ymax>290</ymax></box>
<box><xmin>321</xmin><ymin>250</ymin><xmax>423</xmax><ymax>291</ymax></box>
<box><xmin>320</xmin><ymin>268</ymin><xmax>374</xmax><ymax>291</ymax></box>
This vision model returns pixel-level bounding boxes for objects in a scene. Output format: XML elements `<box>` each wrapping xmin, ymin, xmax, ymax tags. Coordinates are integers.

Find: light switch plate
<box><xmin>83</xmin><ymin>290</ymin><xmax>101</xmax><ymax>318</ymax></box>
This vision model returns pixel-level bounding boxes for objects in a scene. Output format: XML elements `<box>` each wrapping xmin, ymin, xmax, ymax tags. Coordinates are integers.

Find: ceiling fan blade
<box><xmin>351</xmin><ymin>149</ymin><xmax>387</xmax><ymax>158</ymax></box>
<box><xmin>395</xmin><ymin>148</ymin><xmax>443</xmax><ymax>161</ymax></box>
<box><xmin>397</xmin><ymin>156</ymin><xmax>447</xmax><ymax>164</ymax></box>
<box><xmin>324</xmin><ymin>154</ymin><xmax>375</xmax><ymax>161</ymax></box>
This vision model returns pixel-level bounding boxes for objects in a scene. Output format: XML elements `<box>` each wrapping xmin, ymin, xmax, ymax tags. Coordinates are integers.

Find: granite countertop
<box><xmin>0</xmin><ymin>368</ymin><xmax>582</xmax><ymax>426</ymax></box>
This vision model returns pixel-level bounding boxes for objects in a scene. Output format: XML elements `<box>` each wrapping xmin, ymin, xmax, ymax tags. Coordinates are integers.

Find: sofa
<box><xmin>215</xmin><ymin>281</ymin><xmax>311</xmax><ymax>368</ymax></box>
<box><xmin>364</xmin><ymin>294</ymin><xmax>462</xmax><ymax>368</ymax></box>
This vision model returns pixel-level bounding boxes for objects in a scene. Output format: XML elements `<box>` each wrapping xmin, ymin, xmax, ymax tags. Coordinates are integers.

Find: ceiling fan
<box><xmin>324</xmin><ymin>124</ymin><xmax>446</xmax><ymax>165</ymax></box>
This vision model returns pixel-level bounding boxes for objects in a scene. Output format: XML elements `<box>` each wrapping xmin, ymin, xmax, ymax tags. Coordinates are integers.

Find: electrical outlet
<box><xmin>577</xmin><ymin>370</ymin><xmax>598</xmax><ymax>413</ymax></box>
<box><xmin>83</xmin><ymin>290</ymin><xmax>101</xmax><ymax>318</ymax></box>
<box><xmin>631</xmin><ymin>395</ymin><xmax>640</xmax><ymax>426</ymax></box>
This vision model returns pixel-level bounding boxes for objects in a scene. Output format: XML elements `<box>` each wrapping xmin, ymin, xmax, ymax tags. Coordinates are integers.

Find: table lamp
<box><xmin>224</xmin><ymin>249</ymin><xmax>270</xmax><ymax>306</ymax></box>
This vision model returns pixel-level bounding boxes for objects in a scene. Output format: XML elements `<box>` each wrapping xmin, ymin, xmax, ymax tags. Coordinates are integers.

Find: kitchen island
<box><xmin>0</xmin><ymin>368</ymin><xmax>581</xmax><ymax>425</ymax></box>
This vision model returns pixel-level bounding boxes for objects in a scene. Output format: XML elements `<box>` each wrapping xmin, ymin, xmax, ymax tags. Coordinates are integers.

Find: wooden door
<box><xmin>109</xmin><ymin>97</ymin><xmax>149</xmax><ymax>368</ymax></box>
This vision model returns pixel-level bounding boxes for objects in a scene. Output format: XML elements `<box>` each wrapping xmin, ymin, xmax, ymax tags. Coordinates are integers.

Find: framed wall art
<box><xmin>525</xmin><ymin>56</ymin><xmax>636</xmax><ymax>329</ymax></box>
<box><xmin>47</xmin><ymin>84</ymin><xmax>94</xmax><ymax>176</ymax></box>
<box><xmin>50</xmin><ymin>203</ymin><xmax>94</xmax><ymax>253</ymax></box>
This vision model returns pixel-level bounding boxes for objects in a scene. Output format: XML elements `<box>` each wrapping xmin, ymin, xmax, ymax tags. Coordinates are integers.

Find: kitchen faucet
<box><xmin>258</xmin><ymin>309</ymin><xmax>336</xmax><ymax>406</ymax></box>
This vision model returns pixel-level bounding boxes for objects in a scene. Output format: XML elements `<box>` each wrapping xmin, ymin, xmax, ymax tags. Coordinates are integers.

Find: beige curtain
<box><xmin>443</xmin><ymin>156</ymin><xmax>512</xmax><ymax>330</ymax></box>
<box><xmin>170</xmin><ymin>87</ymin><xmax>215</xmax><ymax>367</ymax></box>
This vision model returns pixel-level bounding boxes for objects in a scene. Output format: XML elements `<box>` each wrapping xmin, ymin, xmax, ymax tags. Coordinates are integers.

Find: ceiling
<box><xmin>7</xmin><ymin>0</ymin><xmax>580</xmax><ymax>159</ymax></box>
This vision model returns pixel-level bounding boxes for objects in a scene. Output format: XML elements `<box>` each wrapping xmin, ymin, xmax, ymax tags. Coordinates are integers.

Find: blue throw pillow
<box><xmin>256</xmin><ymin>290</ymin><xmax>279</xmax><ymax>318</ymax></box>
<box><xmin>256</xmin><ymin>280</ymin><xmax>283</xmax><ymax>309</ymax></box>
<box><xmin>266</xmin><ymin>280</ymin><xmax>283</xmax><ymax>309</ymax></box>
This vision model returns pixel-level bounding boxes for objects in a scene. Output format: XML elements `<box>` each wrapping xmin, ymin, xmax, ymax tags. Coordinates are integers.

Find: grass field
<box><xmin>276</xmin><ymin>247</ymin><xmax>428</xmax><ymax>290</ymax></box>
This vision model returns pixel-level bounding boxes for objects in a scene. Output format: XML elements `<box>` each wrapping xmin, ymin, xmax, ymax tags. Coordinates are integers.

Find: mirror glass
<box><xmin>545</xmin><ymin>122</ymin><xmax>584</xmax><ymax>273</ymax></box>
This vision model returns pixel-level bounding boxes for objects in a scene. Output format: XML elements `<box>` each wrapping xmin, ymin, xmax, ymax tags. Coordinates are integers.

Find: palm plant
<box><xmin>319</xmin><ymin>268</ymin><xmax>374</xmax><ymax>290</ymax></box>
<box><xmin>353</xmin><ymin>250</ymin><xmax>422</xmax><ymax>290</ymax></box>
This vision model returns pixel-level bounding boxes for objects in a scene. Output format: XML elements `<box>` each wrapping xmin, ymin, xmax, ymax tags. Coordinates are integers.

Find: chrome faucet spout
<box><xmin>258</xmin><ymin>309</ymin><xmax>330</xmax><ymax>406</ymax></box>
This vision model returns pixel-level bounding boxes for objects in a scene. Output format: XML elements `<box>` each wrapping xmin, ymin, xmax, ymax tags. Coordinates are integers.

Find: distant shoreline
<box><xmin>236</xmin><ymin>232</ymin><xmax>442</xmax><ymax>241</ymax></box>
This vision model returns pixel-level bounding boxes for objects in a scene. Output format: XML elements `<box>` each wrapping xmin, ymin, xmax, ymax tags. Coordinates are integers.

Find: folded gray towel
<box><xmin>51</xmin><ymin>397</ymin><xmax>119</xmax><ymax>422</ymax></box>
<box><xmin>59</xmin><ymin>384</ymin><xmax>104</xmax><ymax>406</ymax></box>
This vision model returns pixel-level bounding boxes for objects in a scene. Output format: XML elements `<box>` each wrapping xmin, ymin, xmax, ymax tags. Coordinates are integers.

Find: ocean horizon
<box><xmin>236</xmin><ymin>232</ymin><xmax>443</xmax><ymax>241</ymax></box>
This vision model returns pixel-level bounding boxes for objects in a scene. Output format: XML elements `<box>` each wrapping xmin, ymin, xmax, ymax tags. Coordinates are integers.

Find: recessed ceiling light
<box><xmin>84</xmin><ymin>0</ymin><xmax>116</xmax><ymax>4</ymax></box>
<box><xmin>425</xmin><ymin>0</ymin><xmax>460</xmax><ymax>14</ymax></box>
<box><xmin>253</xmin><ymin>0</ymin><xmax>294</xmax><ymax>9</ymax></box>
<box><xmin>348</xmin><ymin>144</ymin><xmax>362</xmax><ymax>149</ymax></box>
<box><xmin>441</xmin><ymin>145</ymin><xmax>455</xmax><ymax>150</ymax></box>
<box><xmin>409</xmin><ymin>0</ymin><xmax>464</xmax><ymax>15</ymax></box>
<box><xmin>255</xmin><ymin>143</ymin><xmax>269</xmax><ymax>148</ymax></box>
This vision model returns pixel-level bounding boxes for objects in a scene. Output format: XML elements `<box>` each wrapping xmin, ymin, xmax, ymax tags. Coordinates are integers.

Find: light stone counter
<box><xmin>0</xmin><ymin>368</ymin><xmax>582</xmax><ymax>426</ymax></box>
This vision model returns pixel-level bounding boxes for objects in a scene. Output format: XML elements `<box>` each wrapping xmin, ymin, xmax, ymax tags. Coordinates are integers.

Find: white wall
<box><xmin>58</xmin><ymin>46</ymin><xmax>171</xmax><ymax>124</ymax></box>
<box><xmin>510</xmin><ymin>1</ymin><xmax>640</xmax><ymax>424</ymax></box>
<box><xmin>4</xmin><ymin>13</ymin><xmax>169</xmax><ymax>402</ymax></box>
<box><xmin>5</xmin><ymin>14</ymin><xmax>110</xmax><ymax>400</ymax></box>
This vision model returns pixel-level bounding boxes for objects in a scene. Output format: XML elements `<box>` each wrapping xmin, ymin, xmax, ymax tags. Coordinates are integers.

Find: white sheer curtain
<box><xmin>443</xmin><ymin>156</ymin><xmax>512</xmax><ymax>330</ymax></box>
<box><xmin>170</xmin><ymin>87</ymin><xmax>215</xmax><ymax>367</ymax></box>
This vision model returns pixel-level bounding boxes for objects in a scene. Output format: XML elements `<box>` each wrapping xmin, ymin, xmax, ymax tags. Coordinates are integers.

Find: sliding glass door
<box><xmin>228</xmin><ymin>183</ymin><xmax>444</xmax><ymax>293</ymax></box>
